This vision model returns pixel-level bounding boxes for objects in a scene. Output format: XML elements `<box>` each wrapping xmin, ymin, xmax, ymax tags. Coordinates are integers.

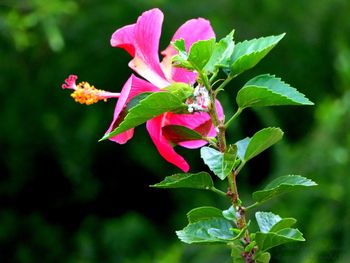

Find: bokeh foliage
<box><xmin>1</xmin><ymin>0</ymin><xmax>350</xmax><ymax>262</ymax></box>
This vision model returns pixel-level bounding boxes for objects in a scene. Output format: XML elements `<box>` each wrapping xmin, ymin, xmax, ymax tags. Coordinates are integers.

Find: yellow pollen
<box><xmin>70</xmin><ymin>82</ymin><xmax>107</xmax><ymax>105</ymax></box>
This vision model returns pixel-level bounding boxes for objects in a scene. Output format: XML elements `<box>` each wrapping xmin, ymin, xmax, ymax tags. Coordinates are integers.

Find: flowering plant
<box><xmin>61</xmin><ymin>8</ymin><xmax>316</xmax><ymax>262</ymax></box>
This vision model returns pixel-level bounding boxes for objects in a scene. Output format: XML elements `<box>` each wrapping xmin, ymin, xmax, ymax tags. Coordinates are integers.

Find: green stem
<box><xmin>205</xmin><ymin>73</ymin><xmax>254</xmax><ymax>262</ymax></box>
<box><xmin>235</xmin><ymin>161</ymin><xmax>246</xmax><ymax>175</ymax></box>
<box><xmin>225</xmin><ymin>107</ymin><xmax>243</xmax><ymax>129</ymax></box>
<box><xmin>208</xmin><ymin>89</ymin><xmax>226</xmax><ymax>151</ymax></box>
<box><xmin>245</xmin><ymin>202</ymin><xmax>259</xmax><ymax>211</ymax></box>
<box><xmin>209</xmin><ymin>70</ymin><xmax>218</xmax><ymax>83</ymax></box>
<box><xmin>199</xmin><ymin>70</ymin><xmax>211</xmax><ymax>91</ymax></box>
<box><xmin>227</xmin><ymin>171</ymin><xmax>239</xmax><ymax>205</ymax></box>
<box><xmin>227</xmin><ymin>169</ymin><xmax>256</xmax><ymax>262</ymax></box>
<box><xmin>215</xmin><ymin>75</ymin><xmax>233</xmax><ymax>94</ymax></box>
<box><xmin>209</xmin><ymin>186</ymin><xmax>228</xmax><ymax>197</ymax></box>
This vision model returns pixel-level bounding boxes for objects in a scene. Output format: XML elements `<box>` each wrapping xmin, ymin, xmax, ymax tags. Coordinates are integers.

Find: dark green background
<box><xmin>1</xmin><ymin>0</ymin><xmax>350</xmax><ymax>262</ymax></box>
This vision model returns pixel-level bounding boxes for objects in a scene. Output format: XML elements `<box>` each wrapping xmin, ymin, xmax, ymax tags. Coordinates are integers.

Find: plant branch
<box><xmin>206</xmin><ymin>74</ymin><xmax>254</xmax><ymax>262</ymax></box>
<box><xmin>209</xmin><ymin>70</ymin><xmax>219</xmax><ymax>83</ymax></box>
<box><xmin>209</xmin><ymin>186</ymin><xmax>228</xmax><ymax>197</ymax></box>
<box><xmin>215</xmin><ymin>75</ymin><xmax>233</xmax><ymax>94</ymax></box>
<box><xmin>245</xmin><ymin>202</ymin><xmax>259</xmax><ymax>211</ymax></box>
<box><xmin>208</xmin><ymin>88</ymin><xmax>226</xmax><ymax>152</ymax></box>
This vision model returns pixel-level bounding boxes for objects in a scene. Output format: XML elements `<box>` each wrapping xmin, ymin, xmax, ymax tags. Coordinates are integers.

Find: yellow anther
<box><xmin>70</xmin><ymin>82</ymin><xmax>107</xmax><ymax>105</ymax></box>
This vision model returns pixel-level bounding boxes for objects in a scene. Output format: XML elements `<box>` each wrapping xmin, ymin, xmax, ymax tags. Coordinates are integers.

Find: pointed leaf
<box><xmin>255</xmin><ymin>211</ymin><xmax>304</xmax><ymax>251</ymax></box>
<box><xmin>235</xmin><ymin>137</ymin><xmax>250</xmax><ymax>161</ymax></box>
<box><xmin>244</xmin><ymin>127</ymin><xmax>283</xmax><ymax>162</ymax></box>
<box><xmin>162</xmin><ymin>125</ymin><xmax>203</xmax><ymax>144</ymax></box>
<box><xmin>188</xmin><ymin>38</ymin><xmax>216</xmax><ymax>70</ymax></box>
<box><xmin>187</xmin><ymin>206</ymin><xmax>223</xmax><ymax>223</ymax></box>
<box><xmin>101</xmin><ymin>91</ymin><xmax>187</xmax><ymax>140</ymax></box>
<box><xmin>269</xmin><ymin>218</ymin><xmax>297</xmax><ymax>233</ymax></box>
<box><xmin>204</xmin><ymin>30</ymin><xmax>235</xmax><ymax>73</ymax></box>
<box><xmin>200</xmin><ymin>146</ymin><xmax>237</xmax><ymax>180</ymax></box>
<box><xmin>229</xmin><ymin>34</ymin><xmax>285</xmax><ymax>77</ymax></box>
<box><xmin>237</xmin><ymin>74</ymin><xmax>313</xmax><ymax>109</ymax></box>
<box><xmin>252</xmin><ymin>175</ymin><xmax>317</xmax><ymax>203</ymax></box>
<box><xmin>171</xmin><ymin>39</ymin><xmax>194</xmax><ymax>69</ymax></box>
<box><xmin>172</xmin><ymin>39</ymin><xmax>187</xmax><ymax>58</ymax></box>
<box><xmin>176</xmin><ymin>218</ymin><xmax>235</xmax><ymax>244</ymax></box>
<box><xmin>255</xmin><ymin>212</ymin><xmax>282</xmax><ymax>233</ymax></box>
<box><xmin>150</xmin><ymin>172</ymin><xmax>213</xmax><ymax>190</ymax></box>
<box><xmin>124</xmin><ymin>92</ymin><xmax>153</xmax><ymax>111</ymax></box>
<box><xmin>207</xmin><ymin>228</ymin><xmax>236</xmax><ymax>240</ymax></box>
<box><xmin>255</xmin><ymin>228</ymin><xmax>305</xmax><ymax>251</ymax></box>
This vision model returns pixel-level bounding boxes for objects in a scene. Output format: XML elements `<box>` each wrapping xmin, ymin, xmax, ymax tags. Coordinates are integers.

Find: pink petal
<box><xmin>170</xmin><ymin>18</ymin><xmax>216</xmax><ymax>51</ymax></box>
<box><xmin>111</xmin><ymin>8</ymin><xmax>169</xmax><ymax>88</ymax></box>
<box><xmin>107</xmin><ymin>74</ymin><xmax>158</xmax><ymax>144</ymax></box>
<box><xmin>146</xmin><ymin>114</ymin><xmax>190</xmax><ymax>172</ymax></box>
<box><xmin>165</xmin><ymin>111</ymin><xmax>211</xmax><ymax>149</ymax></box>
<box><xmin>161</xmin><ymin>18</ymin><xmax>215</xmax><ymax>83</ymax></box>
<box><xmin>165</xmin><ymin>100</ymin><xmax>224</xmax><ymax>149</ymax></box>
<box><xmin>110</xmin><ymin>24</ymin><xmax>136</xmax><ymax>56</ymax></box>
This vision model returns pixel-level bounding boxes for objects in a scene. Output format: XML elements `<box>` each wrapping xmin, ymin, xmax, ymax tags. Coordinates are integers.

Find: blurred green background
<box><xmin>1</xmin><ymin>0</ymin><xmax>350</xmax><ymax>262</ymax></box>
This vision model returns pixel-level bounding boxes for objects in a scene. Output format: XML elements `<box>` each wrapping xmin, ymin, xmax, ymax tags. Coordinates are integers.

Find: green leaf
<box><xmin>176</xmin><ymin>218</ymin><xmax>235</xmax><ymax>244</ymax></box>
<box><xmin>204</xmin><ymin>30</ymin><xmax>235</xmax><ymax>73</ymax></box>
<box><xmin>255</xmin><ymin>211</ymin><xmax>304</xmax><ymax>251</ymax></box>
<box><xmin>150</xmin><ymin>172</ymin><xmax>213</xmax><ymax>190</ymax></box>
<box><xmin>255</xmin><ymin>252</ymin><xmax>271</xmax><ymax>263</ymax></box>
<box><xmin>172</xmin><ymin>54</ymin><xmax>194</xmax><ymax>70</ymax></box>
<box><xmin>252</xmin><ymin>175</ymin><xmax>317</xmax><ymax>203</ymax></box>
<box><xmin>125</xmin><ymin>92</ymin><xmax>153</xmax><ymax>111</ymax></box>
<box><xmin>171</xmin><ymin>39</ymin><xmax>192</xmax><ymax>69</ymax></box>
<box><xmin>231</xmin><ymin>240</ymin><xmax>245</xmax><ymax>262</ymax></box>
<box><xmin>101</xmin><ymin>91</ymin><xmax>187</xmax><ymax>140</ymax></box>
<box><xmin>200</xmin><ymin>146</ymin><xmax>237</xmax><ymax>180</ymax></box>
<box><xmin>244</xmin><ymin>127</ymin><xmax>283</xmax><ymax>162</ymax></box>
<box><xmin>188</xmin><ymin>38</ymin><xmax>216</xmax><ymax>70</ymax></box>
<box><xmin>187</xmin><ymin>206</ymin><xmax>223</xmax><ymax>223</ymax></box>
<box><xmin>255</xmin><ymin>228</ymin><xmax>305</xmax><ymax>251</ymax></box>
<box><xmin>162</xmin><ymin>125</ymin><xmax>203</xmax><ymax>144</ymax></box>
<box><xmin>222</xmin><ymin>205</ymin><xmax>237</xmax><ymax>221</ymax></box>
<box><xmin>207</xmin><ymin>228</ymin><xmax>236</xmax><ymax>240</ymax></box>
<box><xmin>237</xmin><ymin>74</ymin><xmax>314</xmax><ymax>109</ymax></box>
<box><xmin>269</xmin><ymin>218</ymin><xmax>297</xmax><ymax>233</ymax></box>
<box><xmin>255</xmin><ymin>212</ymin><xmax>282</xmax><ymax>233</ymax></box>
<box><xmin>229</xmin><ymin>34</ymin><xmax>285</xmax><ymax>77</ymax></box>
<box><xmin>235</xmin><ymin>137</ymin><xmax>250</xmax><ymax>161</ymax></box>
<box><xmin>245</xmin><ymin>240</ymin><xmax>256</xmax><ymax>253</ymax></box>
<box><xmin>172</xmin><ymin>39</ymin><xmax>187</xmax><ymax>58</ymax></box>
<box><xmin>163</xmin><ymin>82</ymin><xmax>193</xmax><ymax>101</ymax></box>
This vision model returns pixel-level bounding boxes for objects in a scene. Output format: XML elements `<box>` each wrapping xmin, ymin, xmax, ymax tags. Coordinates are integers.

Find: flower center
<box><xmin>186</xmin><ymin>86</ymin><xmax>211</xmax><ymax>113</ymax></box>
<box><xmin>71</xmin><ymin>81</ymin><xmax>108</xmax><ymax>105</ymax></box>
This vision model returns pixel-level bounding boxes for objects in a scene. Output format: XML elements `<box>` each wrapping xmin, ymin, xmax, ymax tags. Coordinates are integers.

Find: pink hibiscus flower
<box><xmin>107</xmin><ymin>8</ymin><xmax>224</xmax><ymax>172</ymax></box>
<box><xmin>63</xmin><ymin>8</ymin><xmax>224</xmax><ymax>172</ymax></box>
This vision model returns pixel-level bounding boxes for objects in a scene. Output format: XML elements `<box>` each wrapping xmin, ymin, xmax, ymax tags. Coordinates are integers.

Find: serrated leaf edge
<box><xmin>242</xmin><ymin>74</ymin><xmax>314</xmax><ymax>106</ymax></box>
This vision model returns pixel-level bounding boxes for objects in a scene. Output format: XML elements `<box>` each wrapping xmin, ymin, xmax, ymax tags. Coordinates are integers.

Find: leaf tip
<box><xmin>98</xmin><ymin>133</ymin><xmax>110</xmax><ymax>142</ymax></box>
<box><xmin>175</xmin><ymin>230</ymin><xmax>189</xmax><ymax>243</ymax></box>
<box><xmin>309</xmin><ymin>180</ymin><xmax>318</xmax><ymax>186</ymax></box>
<box><xmin>276</xmin><ymin>32</ymin><xmax>286</xmax><ymax>41</ymax></box>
